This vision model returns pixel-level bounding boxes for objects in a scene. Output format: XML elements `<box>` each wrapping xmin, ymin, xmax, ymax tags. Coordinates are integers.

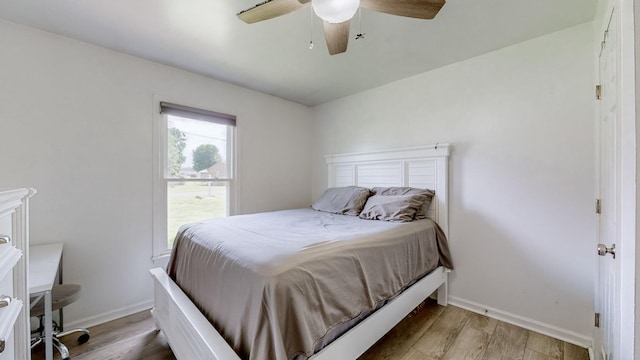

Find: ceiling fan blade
<box><xmin>360</xmin><ymin>0</ymin><xmax>445</xmax><ymax>20</ymax></box>
<box><xmin>323</xmin><ymin>20</ymin><xmax>351</xmax><ymax>55</ymax></box>
<box><xmin>237</xmin><ymin>0</ymin><xmax>308</xmax><ymax>24</ymax></box>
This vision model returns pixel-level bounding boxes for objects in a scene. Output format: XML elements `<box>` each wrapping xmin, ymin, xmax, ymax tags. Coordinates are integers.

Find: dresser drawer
<box><xmin>0</xmin><ymin>214</ymin><xmax>9</xmax><ymax>248</ymax></box>
<box><xmin>0</xmin><ymin>332</ymin><xmax>15</xmax><ymax>360</ymax></box>
<box><xmin>0</xmin><ymin>214</ymin><xmax>14</xmax><ymax>299</ymax></box>
<box><xmin>0</xmin><ymin>244</ymin><xmax>18</xmax><ymax>300</ymax></box>
<box><xmin>0</xmin><ymin>213</ymin><xmax>9</xmax><ymax>236</ymax></box>
<box><xmin>0</xmin><ymin>299</ymin><xmax>23</xmax><ymax>360</ymax></box>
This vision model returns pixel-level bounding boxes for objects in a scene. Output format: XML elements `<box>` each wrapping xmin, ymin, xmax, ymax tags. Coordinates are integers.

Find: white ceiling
<box><xmin>0</xmin><ymin>0</ymin><xmax>597</xmax><ymax>106</ymax></box>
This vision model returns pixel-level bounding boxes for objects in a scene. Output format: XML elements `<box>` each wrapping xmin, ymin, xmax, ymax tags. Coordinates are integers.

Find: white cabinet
<box><xmin>0</xmin><ymin>189</ymin><xmax>35</xmax><ymax>360</ymax></box>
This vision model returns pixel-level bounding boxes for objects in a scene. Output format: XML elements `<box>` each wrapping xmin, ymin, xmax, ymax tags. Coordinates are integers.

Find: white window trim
<box><xmin>152</xmin><ymin>96</ymin><xmax>238</xmax><ymax>263</ymax></box>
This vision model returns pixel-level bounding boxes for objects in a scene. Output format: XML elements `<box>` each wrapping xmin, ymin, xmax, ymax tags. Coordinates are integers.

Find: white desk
<box><xmin>29</xmin><ymin>243</ymin><xmax>63</xmax><ymax>360</ymax></box>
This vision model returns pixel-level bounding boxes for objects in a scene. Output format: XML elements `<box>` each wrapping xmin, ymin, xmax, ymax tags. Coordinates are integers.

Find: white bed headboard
<box><xmin>325</xmin><ymin>144</ymin><xmax>450</xmax><ymax>237</ymax></box>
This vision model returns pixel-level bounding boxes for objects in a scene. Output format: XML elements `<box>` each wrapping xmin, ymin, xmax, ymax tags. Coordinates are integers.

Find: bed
<box><xmin>150</xmin><ymin>144</ymin><xmax>452</xmax><ymax>360</ymax></box>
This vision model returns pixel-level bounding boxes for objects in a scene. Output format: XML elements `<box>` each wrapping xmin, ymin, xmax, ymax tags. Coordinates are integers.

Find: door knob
<box><xmin>597</xmin><ymin>243</ymin><xmax>616</xmax><ymax>259</ymax></box>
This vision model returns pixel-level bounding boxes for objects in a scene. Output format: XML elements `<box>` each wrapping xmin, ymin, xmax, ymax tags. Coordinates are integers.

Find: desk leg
<box><xmin>44</xmin><ymin>289</ymin><xmax>53</xmax><ymax>360</ymax></box>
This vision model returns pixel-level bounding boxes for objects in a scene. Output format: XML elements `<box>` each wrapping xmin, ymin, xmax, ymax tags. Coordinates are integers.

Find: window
<box><xmin>153</xmin><ymin>101</ymin><xmax>236</xmax><ymax>260</ymax></box>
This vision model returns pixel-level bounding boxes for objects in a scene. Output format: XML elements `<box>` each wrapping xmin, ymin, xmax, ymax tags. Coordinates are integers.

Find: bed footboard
<box><xmin>149</xmin><ymin>268</ymin><xmax>241</xmax><ymax>360</ymax></box>
<box><xmin>150</xmin><ymin>266</ymin><xmax>448</xmax><ymax>360</ymax></box>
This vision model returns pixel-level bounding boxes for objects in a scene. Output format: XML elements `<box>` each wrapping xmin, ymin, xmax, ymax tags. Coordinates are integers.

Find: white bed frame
<box><xmin>150</xmin><ymin>144</ymin><xmax>451</xmax><ymax>360</ymax></box>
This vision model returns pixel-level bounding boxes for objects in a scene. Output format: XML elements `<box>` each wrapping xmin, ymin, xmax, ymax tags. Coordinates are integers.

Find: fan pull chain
<box><xmin>309</xmin><ymin>6</ymin><xmax>314</xmax><ymax>50</ymax></box>
<box><xmin>356</xmin><ymin>8</ymin><xmax>365</xmax><ymax>40</ymax></box>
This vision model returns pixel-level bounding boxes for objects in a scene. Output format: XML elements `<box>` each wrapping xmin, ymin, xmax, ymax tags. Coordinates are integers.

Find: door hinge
<box><xmin>596</xmin><ymin>199</ymin><xmax>601</xmax><ymax>214</ymax></box>
<box><xmin>596</xmin><ymin>85</ymin><xmax>602</xmax><ymax>100</ymax></box>
<box><xmin>595</xmin><ymin>312</ymin><xmax>600</xmax><ymax>328</ymax></box>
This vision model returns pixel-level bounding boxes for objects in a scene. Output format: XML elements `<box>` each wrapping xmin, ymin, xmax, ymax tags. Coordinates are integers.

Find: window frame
<box><xmin>152</xmin><ymin>97</ymin><xmax>237</xmax><ymax>263</ymax></box>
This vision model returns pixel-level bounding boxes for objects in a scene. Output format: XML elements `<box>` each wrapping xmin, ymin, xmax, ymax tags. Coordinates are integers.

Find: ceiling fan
<box><xmin>237</xmin><ymin>0</ymin><xmax>446</xmax><ymax>55</ymax></box>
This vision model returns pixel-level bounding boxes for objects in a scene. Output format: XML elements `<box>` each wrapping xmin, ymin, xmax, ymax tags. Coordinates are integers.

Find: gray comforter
<box><xmin>167</xmin><ymin>208</ymin><xmax>452</xmax><ymax>360</ymax></box>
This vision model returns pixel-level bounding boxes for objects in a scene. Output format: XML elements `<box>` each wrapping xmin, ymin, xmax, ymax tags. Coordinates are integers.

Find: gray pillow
<box><xmin>371</xmin><ymin>187</ymin><xmax>435</xmax><ymax>219</ymax></box>
<box><xmin>312</xmin><ymin>186</ymin><xmax>372</xmax><ymax>216</ymax></box>
<box><xmin>358</xmin><ymin>194</ymin><xmax>428</xmax><ymax>222</ymax></box>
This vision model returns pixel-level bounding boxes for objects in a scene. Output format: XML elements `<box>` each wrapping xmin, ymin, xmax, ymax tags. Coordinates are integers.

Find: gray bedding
<box><xmin>167</xmin><ymin>208</ymin><xmax>452</xmax><ymax>360</ymax></box>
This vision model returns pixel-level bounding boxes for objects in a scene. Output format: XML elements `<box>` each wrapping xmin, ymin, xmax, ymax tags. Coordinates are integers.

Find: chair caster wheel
<box><xmin>78</xmin><ymin>333</ymin><xmax>90</xmax><ymax>344</ymax></box>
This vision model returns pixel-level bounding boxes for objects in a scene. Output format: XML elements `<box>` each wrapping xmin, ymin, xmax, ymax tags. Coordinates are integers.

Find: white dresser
<box><xmin>0</xmin><ymin>189</ymin><xmax>35</xmax><ymax>360</ymax></box>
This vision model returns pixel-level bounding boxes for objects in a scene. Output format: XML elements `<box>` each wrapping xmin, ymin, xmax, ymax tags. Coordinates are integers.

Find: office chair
<box><xmin>30</xmin><ymin>284</ymin><xmax>90</xmax><ymax>360</ymax></box>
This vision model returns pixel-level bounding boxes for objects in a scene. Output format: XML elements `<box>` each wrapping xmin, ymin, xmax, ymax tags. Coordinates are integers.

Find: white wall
<box><xmin>311</xmin><ymin>23</ymin><xmax>595</xmax><ymax>343</ymax></box>
<box><xmin>0</xmin><ymin>20</ymin><xmax>312</xmax><ymax>327</ymax></box>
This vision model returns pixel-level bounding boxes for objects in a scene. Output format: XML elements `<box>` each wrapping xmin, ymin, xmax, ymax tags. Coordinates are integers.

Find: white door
<box><xmin>595</xmin><ymin>8</ymin><xmax>619</xmax><ymax>360</ymax></box>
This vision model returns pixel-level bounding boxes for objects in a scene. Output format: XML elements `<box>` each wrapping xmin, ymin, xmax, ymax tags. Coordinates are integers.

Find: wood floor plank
<box><xmin>563</xmin><ymin>342</ymin><xmax>589</xmax><ymax>360</ymax></box>
<box><xmin>481</xmin><ymin>321</ymin><xmax>528</xmax><ymax>360</ymax></box>
<box><xmin>464</xmin><ymin>312</ymin><xmax>498</xmax><ymax>335</ymax></box>
<box><xmin>523</xmin><ymin>349</ymin><xmax>559</xmax><ymax>360</ymax></box>
<box><xmin>442</xmin><ymin>324</ymin><xmax>490</xmax><ymax>360</ymax></box>
<box><xmin>411</xmin><ymin>305</ymin><xmax>469</xmax><ymax>358</ymax></box>
<box><xmin>359</xmin><ymin>299</ymin><xmax>445</xmax><ymax>360</ymax></box>
<box><xmin>526</xmin><ymin>331</ymin><xmax>563</xmax><ymax>360</ymax></box>
<box><xmin>399</xmin><ymin>348</ymin><xmax>434</xmax><ymax>360</ymax></box>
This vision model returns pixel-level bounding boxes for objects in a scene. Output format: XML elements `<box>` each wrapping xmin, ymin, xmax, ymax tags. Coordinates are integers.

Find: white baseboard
<box><xmin>64</xmin><ymin>299</ymin><xmax>154</xmax><ymax>330</ymax></box>
<box><xmin>448</xmin><ymin>296</ymin><xmax>593</xmax><ymax>349</ymax></box>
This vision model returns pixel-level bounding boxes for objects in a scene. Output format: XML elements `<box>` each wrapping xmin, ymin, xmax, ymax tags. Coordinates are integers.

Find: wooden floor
<box><xmin>32</xmin><ymin>299</ymin><xmax>589</xmax><ymax>360</ymax></box>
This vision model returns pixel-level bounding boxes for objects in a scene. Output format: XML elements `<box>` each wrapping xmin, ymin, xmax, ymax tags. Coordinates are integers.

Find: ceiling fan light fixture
<box><xmin>312</xmin><ymin>0</ymin><xmax>360</xmax><ymax>23</ymax></box>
